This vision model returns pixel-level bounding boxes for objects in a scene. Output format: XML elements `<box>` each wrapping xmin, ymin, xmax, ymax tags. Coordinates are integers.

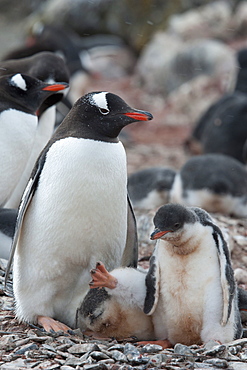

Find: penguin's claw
<box><xmin>89</xmin><ymin>262</ymin><xmax>118</xmax><ymax>289</ymax></box>
<box><xmin>95</xmin><ymin>261</ymin><xmax>108</xmax><ymax>273</ymax></box>
<box><xmin>37</xmin><ymin>315</ymin><xmax>72</xmax><ymax>333</ymax></box>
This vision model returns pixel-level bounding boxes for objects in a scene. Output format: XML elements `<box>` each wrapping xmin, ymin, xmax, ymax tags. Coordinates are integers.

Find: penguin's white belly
<box><xmin>13</xmin><ymin>138</ymin><xmax>128</xmax><ymax>326</ymax></box>
<box><xmin>0</xmin><ymin>109</ymin><xmax>37</xmax><ymax>205</ymax></box>
<box><xmin>5</xmin><ymin>106</ymin><xmax>56</xmax><ymax>208</ymax></box>
<box><xmin>154</xmin><ymin>232</ymin><xmax>222</xmax><ymax>345</ymax></box>
<box><xmin>184</xmin><ymin>189</ymin><xmax>247</xmax><ymax>218</ymax></box>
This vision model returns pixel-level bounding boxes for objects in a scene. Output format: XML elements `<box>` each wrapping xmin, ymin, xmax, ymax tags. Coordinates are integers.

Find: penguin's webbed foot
<box><xmin>37</xmin><ymin>315</ymin><xmax>72</xmax><ymax>333</ymax></box>
<box><xmin>89</xmin><ymin>261</ymin><xmax>117</xmax><ymax>289</ymax></box>
<box><xmin>137</xmin><ymin>339</ymin><xmax>173</xmax><ymax>349</ymax></box>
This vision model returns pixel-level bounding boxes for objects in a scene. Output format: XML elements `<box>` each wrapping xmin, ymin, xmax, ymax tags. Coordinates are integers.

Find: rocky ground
<box><xmin>1</xmin><ymin>1</ymin><xmax>247</xmax><ymax>367</ymax></box>
<box><xmin>0</xmin><ymin>72</ymin><xmax>247</xmax><ymax>369</ymax></box>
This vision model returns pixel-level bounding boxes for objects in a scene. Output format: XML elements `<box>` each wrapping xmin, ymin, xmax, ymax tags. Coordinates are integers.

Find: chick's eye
<box><xmin>99</xmin><ymin>108</ymin><xmax>110</xmax><ymax>115</ymax></box>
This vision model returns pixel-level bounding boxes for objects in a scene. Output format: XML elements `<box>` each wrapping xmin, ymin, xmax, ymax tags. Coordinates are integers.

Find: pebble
<box><xmin>90</xmin><ymin>351</ymin><xmax>110</xmax><ymax>360</ymax></box>
<box><xmin>204</xmin><ymin>344</ymin><xmax>227</xmax><ymax>356</ymax></box>
<box><xmin>148</xmin><ymin>353</ymin><xmax>163</xmax><ymax>366</ymax></box>
<box><xmin>14</xmin><ymin>343</ymin><xmax>39</xmax><ymax>355</ymax></box>
<box><xmin>204</xmin><ymin>358</ymin><xmax>228</xmax><ymax>368</ymax></box>
<box><xmin>240</xmin><ymin>350</ymin><xmax>247</xmax><ymax>361</ymax></box>
<box><xmin>109</xmin><ymin>350</ymin><xmax>127</xmax><ymax>362</ymax></box>
<box><xmin>68</xmin><ymin>343</ymin><xmax>99</xmax><ymax>354</ymax></box>
<box><xmin>174</xmin><ymin>343</ymin><xmax>196</xmax><ymax>355</ymax></box>
<box><xmin>139</xmin><ymin>343</ymin><xmax>163</xmax><ymax>353</ymax></box>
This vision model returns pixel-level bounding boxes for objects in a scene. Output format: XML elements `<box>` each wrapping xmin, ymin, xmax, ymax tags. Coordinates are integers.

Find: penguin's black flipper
<box><xmin>121</xmin><ymin>195</ymin><xmax>138</xmax><ymax>268</ymax></box>
<box><xmin>192</xmin><ymin>207</ymin><xmax>238</xmax><ymax>328</ymax></box>
<box><xmin>4</xmin><ymin>157</ymin><xmax>45</xmax><ymax>286</ymax></box>
<box><xmin>144</xmin><ymin>246</ymin><xmax>159</xmax><ymax>315</ymax></box>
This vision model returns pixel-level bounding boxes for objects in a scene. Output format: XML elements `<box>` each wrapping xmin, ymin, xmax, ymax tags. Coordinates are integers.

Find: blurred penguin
<box><xmin>186</xmin><ymin>48</ymin><xmax>247</xmax><ymax>163</ymax></box>
<box><xmin>128</xmin><ymin>167</ymin><xmax>176</xmax><ymax>210</ymax></box>
<box><xmin>170</xmin><ymin>154</ymin><xmax>247</xmax><ymax>217</ymax></box>
<box><xmin>1</xmin><ymin>52</ymin><xmax>70</xmax><ymax>208</ymax></box>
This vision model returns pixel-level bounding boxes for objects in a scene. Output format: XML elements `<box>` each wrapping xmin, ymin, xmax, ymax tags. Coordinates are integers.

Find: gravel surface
<box><xmin>0</xmin><ymin>10</ymin><xmax>247</xmax><ymax>368</ymax></box>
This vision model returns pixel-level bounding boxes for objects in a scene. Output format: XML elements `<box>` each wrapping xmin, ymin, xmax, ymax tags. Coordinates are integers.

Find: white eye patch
<box><xmin>90</xmin><ymin>92</ymin><xmax>110</xmax><ymax>114</ymax></box>
<box><xmin>10</xmin><ymin>74</ymin><xmax>27</xmax><ymax>91</ymax></box>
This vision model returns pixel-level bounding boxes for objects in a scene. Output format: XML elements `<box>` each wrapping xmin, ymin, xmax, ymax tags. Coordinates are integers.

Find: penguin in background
<box><xmin>0</xmin><ymin>208</ymin><xmax>18</xmax><ymax>260</ymax></box>
<box><xmin>142</xmin><ymin>204</ymin><xmax>242</xmax><ymax>347</ymax></box>
<box><xmin>2</xmin><ymin>24</ymin><xmax>90</xmax><ymax>106</ymax></box>
<box><xmin>5</xmin><ymin>91</ymin><xmax>153</xmax><ymax>333</ymax></box>
<box><xmin>0</xmin><ymin>73</ymin><xmax>68</xmax><ymax>206</ymax></box>
<box><xmin>170</xmin><ymin>154</ymin><xmax>247</xmax><ymax>217</ymax></box>
<box><xmin>0</xmin><ymin>51</ymin><xmax>70</xmax><ymax>106</ymax></box>
<box><xmin>185</xmin><ymin>48</ymin><xmax>247</xmax><ymax>163</ymax></box>
<box><xmin>0</xmin><ymin>52</ymin><xmax>70</xmax><ymax>208</ymax></box>
<box><xmin>3</xmin><ymin>24</ymin><xmax>83</xmax><ymax>77</ymax></box>
<box><xmin>127</xmin><ymin>167</ymin><xmax>177</xmax><ymax>210</ymax></box>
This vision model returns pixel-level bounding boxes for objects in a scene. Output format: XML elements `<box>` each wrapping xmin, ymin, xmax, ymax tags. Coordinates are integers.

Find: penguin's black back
<box><xmin>180</xmin><ymin>154</ymin><xmax>247</xmax><ymax>196</ymax></box>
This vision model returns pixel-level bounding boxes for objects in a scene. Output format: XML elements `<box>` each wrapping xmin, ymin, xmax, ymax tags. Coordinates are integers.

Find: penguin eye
<box><xmin>99</xmin><ymin>108</ymin><xmax>110</xmax><ymax>115</ymax></box>
<box><xmin>174</xmin><ymin>223</ymin><xmax>180</xmax><ymax>229</ymax></box>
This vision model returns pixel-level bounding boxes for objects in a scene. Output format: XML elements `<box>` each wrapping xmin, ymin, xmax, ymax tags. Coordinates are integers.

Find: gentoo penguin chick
<box><xmin>0</xmin><ymin>208</ymin><xmax>18</xmax><ymax>260</ymax></box>
<box><xmin>143</xmin><ymin>204</ymin><xmax>242</xmax><ymax>346</ymax></box>
<box><xmin>5</xmin><ymin>91</ymin><xmax>153</xmax><ymax>333</ymax></box>
<box><xmin>127</xmin><ymin>167</ymin><xmax>176</xmax><ymax>210</ymax></box>
<box><xmin>0</xmin><ymin>73</ymin><xmax>68</xmax><ymax>206</ymax></box>
<box><xmin>76</xmin><ymin>262</ymin><xmax>154</xmax><ymax>340</ymax></box>
<box><xmin>170</xmin><ymin>154</ymin><xmax>247</xmax><ymax>217</ymax></box>
<box><xmin>1</xmin><ymin>52</ymin><xmax>70</xmax><ymax>208</ymax></box>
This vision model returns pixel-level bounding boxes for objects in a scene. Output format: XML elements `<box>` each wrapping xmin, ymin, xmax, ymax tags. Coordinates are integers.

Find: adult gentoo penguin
<box><xmin>142</xmin><ymin>204</ymin><xmax>242</xmax><ymax>347</ymax></box>
<box><xmin>76</xmin><ymin>262</ymin><xmax>154</xmax><ymax>340</ymax></box>
<box><xmin>5</xmin><ymin>91</ymin><xmax>153</xmax><ymax>332</ymax></box>
<box><xmin>0</xmin><ymin>73</ymin><xmax>68</xmax><ymax>206</ymax></box>
<box><xmin>1</xmin><ymin>52</ymin><xmax>70</xmax><ymax>208</ymax></box>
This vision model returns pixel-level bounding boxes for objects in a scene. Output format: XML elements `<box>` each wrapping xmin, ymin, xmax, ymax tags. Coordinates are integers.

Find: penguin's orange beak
<box><xmin>123</xmin><ymin>110</ymin><xmax>153</xmax><ymax>121</ymax></box>
<box><xmin>150</xmin><ymin>228</ymin><xmax>171</xmax><ymax>240</ymax></box>
<box><xmin>42</xmin><ymin>82</ymin><xmax>69</xmax><ymax>92</ymax></box>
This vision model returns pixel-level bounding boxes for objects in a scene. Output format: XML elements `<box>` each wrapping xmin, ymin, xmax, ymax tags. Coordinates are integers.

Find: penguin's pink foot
<box><xmin>137</xmin><ymin>339</ymin><xmax>173</xmax><ymax>349</ymax></box>
<box><xmin>37</xmin><ymin>315</ymin><xmax>72</xmax><ymax>333</ymax></box>
<box><xmin>89</xmin><ymin>261</ymin><xmax>117</xmax><ymax>289</ymax></box>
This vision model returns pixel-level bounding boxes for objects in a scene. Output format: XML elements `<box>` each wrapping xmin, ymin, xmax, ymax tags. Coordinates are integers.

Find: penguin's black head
<box><xmin>28</xmin><ymin>52</ymin><xmax>70</xmax><ymax>115</ymax></box>
<box><xmin>71</xmin><ymin>91</ymin><xmax>153</xmax><ymax>141</ymax></box>
<box><xmin>0</xmin><ymin>73</ymin><xmax>68</xmax><ymax>114</ymax></box>
<box><xmin>151</xmin><ymin>203</ymin><xmax>197</xmax><ymax>240</ymax></box>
